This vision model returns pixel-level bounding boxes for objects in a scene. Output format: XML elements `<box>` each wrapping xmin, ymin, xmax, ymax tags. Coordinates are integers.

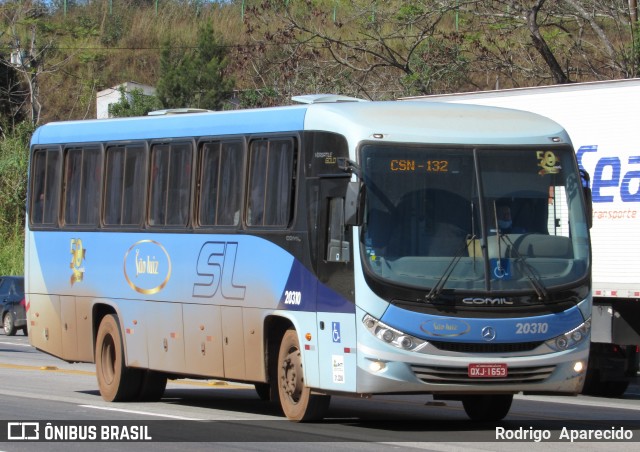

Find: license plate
<box><xmin>468</xmin><ymin>363</ymin><xmax>508</xmax><ymax>378</ymax></box>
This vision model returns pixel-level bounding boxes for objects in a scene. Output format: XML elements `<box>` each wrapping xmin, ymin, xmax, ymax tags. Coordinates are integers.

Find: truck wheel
<box><xmin>462</xmin><ymin>394</ymin><xmax>513</xmax><ymax>422</ymax></box>
<box><xmin>581</xmin><ymin>368</ymin><xmax>600</xmax><ymax>395</ymax></box>
<box><xmin>3</xmin><ymin>312</ymin><xmax>16</xmax><ymax>336</ymax></box>
<box><xmin>600</xmin><ymin>380</ymin><xmax>630</xmax><ymax>398</ymax></box>
<box><xmin>95</xmin><ymin>314</ymin><xmax>142</xmax><ymax>402</ymax></box>
<box><xmin>277</xmin><ymin>328</ymin><xmax>330</xmax><ymax>421</ymax></box>
<box><xmin>583</xmin><ymin>364</ymin><xmax>630</xmax><ymax>397</ymax></box>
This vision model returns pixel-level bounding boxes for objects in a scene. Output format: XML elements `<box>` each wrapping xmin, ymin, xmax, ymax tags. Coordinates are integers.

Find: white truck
<box><xmin>411</xmin><ymin>79</ymin><xmax>640</xmax><ymax>396</ymax></box>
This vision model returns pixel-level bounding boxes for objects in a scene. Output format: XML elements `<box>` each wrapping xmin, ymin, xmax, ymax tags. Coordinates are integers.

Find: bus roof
<box><xmin>30</xmin><ymin>101</ymin><xmax>569</xmax><ymax>147</ymax></box>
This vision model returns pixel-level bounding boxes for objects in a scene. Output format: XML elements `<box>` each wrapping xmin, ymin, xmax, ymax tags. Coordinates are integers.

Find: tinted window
<box><xmin>198</xmin><ymin>140</ymin><xmax>243</xmax><ymax>226</ymax></box>
<box><xmin>104</xmin><ymin>144</ymin><xmax>146</xmax><ymax>226</ymax></box>
<box><xmin>247</xmin><ymin>138</ymin><xmax>295</xmax><ymax>227</ymax></box>
<box><xmin>63</xmin><ymin>146</ymin><xmax>102</xmax><ymax>226</ymax></box>
<box><xmin>149</xmin><ymin>142</ymin><xmax>193</xmax><ymax>227</ymax></box>
<box><xmin>30</xmin><ymin>148</ymin><xmax>60</xmax><ymax>226</ymax></box>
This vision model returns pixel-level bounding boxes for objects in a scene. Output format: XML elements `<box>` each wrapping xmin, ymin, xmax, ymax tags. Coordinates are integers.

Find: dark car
<box><xmin>1</xmin><ymin>276</ymin><xmax>27</xmax><ymax>336</ymax></box>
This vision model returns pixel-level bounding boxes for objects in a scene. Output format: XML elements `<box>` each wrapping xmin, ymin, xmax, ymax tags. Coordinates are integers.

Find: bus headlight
<box><xmin>362</xmin><ymin>314</ymin><xmax>428</xmax><ymax>352</ymax></box>
<box><xmin>545</xmin><ymin>318</ymin><xmax>591</xmax><ymax>351</ymax></box>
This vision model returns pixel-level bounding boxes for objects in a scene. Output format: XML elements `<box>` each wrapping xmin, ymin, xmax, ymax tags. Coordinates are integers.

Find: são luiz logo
<box><xmin>123</xmin><ymin>240</ymin><xmax>172</xmax><ymax>295</ymax></box>
<box><xmin>70</xmin><ymin>239</ymin><xmax>86</xmax><ymax>286</ymax></box>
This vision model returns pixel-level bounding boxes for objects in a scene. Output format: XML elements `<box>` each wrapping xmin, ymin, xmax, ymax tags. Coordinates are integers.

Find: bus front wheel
<box><xmin>461</xmin><ymin>394</ymin><xmax>513</xmax><ymax>422</ymax></box>
<box><xmin>95</xmin><ymin>314</ymin><xmax>142</xmax><ymax>402</ymax></box>
<box><xmin>277</xmin><ymin>328</ymin><xmax>330</xmax><ymax>422</ymax></box>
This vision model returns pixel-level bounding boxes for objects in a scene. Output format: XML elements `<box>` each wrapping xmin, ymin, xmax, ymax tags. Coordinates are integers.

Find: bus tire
<box><xmin>254</xmin><ymin>383</ymin><xmax>271</xmax><ymax>401</ymax></box>
<box><xmin>461</xmin><ymin>394</ymin><xmax>513</xmax><ymax>422</ymax></box>
<box><xmin>95</xmin><ymin>314</ymin><xmax>142</xmax><ymax>402</ymax></box>
<box><xmin>277</xmin><ymin>328</ymin><xmax>330</xmax><ymax>422</ymax></box>
<box><xmin>137</xmin><ymin>370</ymin><xmax>167</xmax><ymax>401</ymax></box>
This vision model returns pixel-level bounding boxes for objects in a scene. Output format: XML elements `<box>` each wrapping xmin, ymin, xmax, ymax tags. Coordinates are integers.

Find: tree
<box><xmin>156</xmin><ymin>21</ymin><xmax>234</xmax><ymax>110</ymax></box>
<box><xmin>241</xmin><ymin>1</ymin><xmax>474</xmax><ymax>98</ymax></box>
<box><xmin>0</xmin><ymin>0</ymin><xmax>72</xmax><ymax>125</ymax></box>
<box><xmin>464</xmin><ymin>1</ymin><xmax>640</xmax><ymax>86</ymax></box>
<box><xmin>0</xmin><ymin>119</ymin><xmax>32</xmax><ymax>274</ymax></box>
<box><xmin>242</xmin><ymin>1</ymin><xmax>640</xmax><ymax>97</ymax></box>
<box><xmin>0</xmin><ymin>57</ymin><xmax>27</xmax><ymax>131</ymax></box>
<box><xmin>108</xmin><ymin>86</ymin><xmax>162</xmax><ymax>118</ymax></box>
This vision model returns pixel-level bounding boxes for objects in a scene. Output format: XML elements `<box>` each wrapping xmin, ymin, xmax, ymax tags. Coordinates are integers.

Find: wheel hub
<box><xmin>281</xmin><ymin>354</ymin><xmax>302</xmax><ymax>401</ymax></box>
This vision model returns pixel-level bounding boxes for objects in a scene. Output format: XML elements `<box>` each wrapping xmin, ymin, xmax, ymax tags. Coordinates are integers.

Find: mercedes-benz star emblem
<box><xmin>481</xmin><ymin>326</ymin><xmax>496</xmax><ymax>341</ymax></box>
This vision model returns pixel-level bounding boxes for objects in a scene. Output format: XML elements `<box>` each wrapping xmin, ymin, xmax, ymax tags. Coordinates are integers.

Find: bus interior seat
<box><xmin>511</xmin><ymin>234</ymin><xmax>573</xmax><ymax>259</ymax></box>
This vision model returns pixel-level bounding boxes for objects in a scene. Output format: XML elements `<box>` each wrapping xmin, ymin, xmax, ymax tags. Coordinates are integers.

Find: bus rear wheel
<box><xmin>277</xmin><ymin>328</ymin><xmax>330</xmax><ymax>422</ymax></box>
<box><xmin>138</xmin><ymin>370</ymin><xmax>167</xmax><ymax>401</ymax></box>
<box><xmin>95</xmin><ymin>314</ymin><xmax>142</xmax><ymax>402</ymax></box>
<box><xmin>461</xmin><ymin>394</ymin><xmax>513</xmax><ymax>422</ymax></box>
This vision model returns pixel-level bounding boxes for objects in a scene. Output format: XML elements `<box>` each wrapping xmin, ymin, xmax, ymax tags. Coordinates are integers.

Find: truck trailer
<box><xmin>409</xmin><ymin>79</ymin><xmax>640</xmax><ymax>396</ymax></box>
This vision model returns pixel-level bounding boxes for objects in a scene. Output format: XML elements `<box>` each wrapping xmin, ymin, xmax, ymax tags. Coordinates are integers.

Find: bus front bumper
<box><xmin>354</xmin><ymin>340</ymin><xmax>589</xmax><ymax>396</ymax></box>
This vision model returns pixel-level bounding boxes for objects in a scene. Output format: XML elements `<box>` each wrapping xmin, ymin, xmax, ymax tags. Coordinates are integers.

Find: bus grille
<box><xmin>429</xmin><ymin>340</ymin><xmax>543</xmax><ymax>354</ymax></box>
<box><xmin>410</xmin><ymin>364</ymin><xmax>555</xmax><ymax>385</ymax></box>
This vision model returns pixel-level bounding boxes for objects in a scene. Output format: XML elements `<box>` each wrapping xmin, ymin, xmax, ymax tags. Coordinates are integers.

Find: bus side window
<box><xmin>326</xmin><ymin>197</ymin><xmax>350</xmax><ymax>262</ymax></box>
<box><xmin>149</xmin><ymin>142</ymin><xmax>192</xmax><ymax>227</ymax></box>
<box><xmin>198</xmin><ymin>140</ymin><xmax>243</xmax><ymax>227</ymax></box>
<box><xmin>30</xmin><ymin>148</ymin><xmax>61</xmax><ymax>226</ymax></box>
<box><xmin>104</xmin><ymin>144</ymin><xmax>145</xmax><ymax>226</ymax></box>
<box><xmin>247</xmin><ymin>138</ymin><xmax>295</xmax><ymax>227</ymax></box>
<box><xmin>63</xmin><ymin>146</ymin><xmax>102</xmax><ymax>227</ymax></box>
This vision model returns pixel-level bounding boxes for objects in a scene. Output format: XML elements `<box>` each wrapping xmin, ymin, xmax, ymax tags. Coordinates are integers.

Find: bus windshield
<box><xmin>361</xmin><ymin>144</ymin><xmax>590</xmax><ymax>294</ymax></box>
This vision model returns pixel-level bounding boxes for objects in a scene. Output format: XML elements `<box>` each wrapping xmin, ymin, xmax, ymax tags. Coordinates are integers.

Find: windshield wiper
<box><xmin>498</xmin><ymin>234</ymin><xmax>549</xmax><ymax>301</ymax></box>
<box><xmin>490</xmin><ymin>201</ymin><xmax>548</xmax><ymax>301</ymax></box>
<box><xmin>425</xmin><ymin>238</ymin><xmax>473</xmax><ymax>302</ymax></box>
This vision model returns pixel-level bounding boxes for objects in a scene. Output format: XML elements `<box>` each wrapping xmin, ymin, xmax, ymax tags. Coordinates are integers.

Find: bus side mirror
<box><xmin>580</xmin><ymin>169</ymin><xmax>592</xmax><ymax>229</ymax></box>
<box><xmin>344</xmin><ymin>181</ymin><xmax>364</xmax><ymax>226</ymax></box>
<box><xmin>583</xmin><ymin>186</ymin><xmax>592</xmax><ymax>229</ymax></box>
<box><xmin>327</xmin><ymin>198</ymin><xmax>350</xmax><ymax>262</ymax></box>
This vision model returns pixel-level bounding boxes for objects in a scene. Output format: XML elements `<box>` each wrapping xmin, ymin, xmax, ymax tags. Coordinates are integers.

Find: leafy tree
<box><xmin>108</xmin><ymin>86</ymin><xmax>162</xmax><ymax>118</ymax></box>
<box><xmin>0</xmin><ymin>59</ymin><xmax>27</xmax><ymax>131</ymax></box>
<box><xmin>243</xmin><ymin>1</ymin><xmax>473</xmax><ymax>98</ymax></box>
<box><xmin>464</xmin><ymin>0</ymin><xmax>640</xmax><ymax>86</ymax></box>
<box><xmin>0</xmin><ymin>120</ymin><xmax>33</xmax><ymax>274</ymax></box>
<box><xmin>156</xmin><ymin>21</ymin><xmax>234</xmax><ymax>110</ymax></box>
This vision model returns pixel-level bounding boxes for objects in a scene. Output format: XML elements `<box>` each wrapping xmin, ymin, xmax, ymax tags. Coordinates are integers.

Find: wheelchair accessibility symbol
<box><xmin>490</xmin><ymin>258</ymin><xmax>511</xmax><ymax>280</ymax></box>
<box><xmin>332</xmin><ymin>322</ymin><xmax>341</xmax><ymax>343</ymax></box>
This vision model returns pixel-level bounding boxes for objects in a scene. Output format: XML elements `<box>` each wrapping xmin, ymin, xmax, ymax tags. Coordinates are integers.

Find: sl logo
<box><xmin>70</xmin><ymin>238</ymin><xmax>86</xmax><ymax>286</ymax></box>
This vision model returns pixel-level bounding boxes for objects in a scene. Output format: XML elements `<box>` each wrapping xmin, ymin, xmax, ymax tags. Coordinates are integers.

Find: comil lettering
<box><xmin>462</xmin><ymin>297</ymin><xmax>513</xmax><ymax>305</ymax></box>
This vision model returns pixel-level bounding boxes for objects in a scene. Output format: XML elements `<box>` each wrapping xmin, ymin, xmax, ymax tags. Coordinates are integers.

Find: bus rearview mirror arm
<box><xmin>337</xmin><ymin>157</ymin><xmax>362</xmax><ymax>179</ymax></box>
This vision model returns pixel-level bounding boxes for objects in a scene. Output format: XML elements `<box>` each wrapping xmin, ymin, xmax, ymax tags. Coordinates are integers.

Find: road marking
<box><xmin>79</xmin><ymin>404</ymin><xmax>204</xmax><ymax>420</ymax></box>
<box><xmin>0</xmin><ymin>362</ymin><xmax>94</xmax><ymax>376</ymax></box>
<box><xmin>0</xmin><ymin>361</ymin><xmax>252</xmax><ymax>388</ymax></box>
<box><xmin>0</xmin><ymin>340</ymin><xmax>32</xmax><ymax>347</ymax></box>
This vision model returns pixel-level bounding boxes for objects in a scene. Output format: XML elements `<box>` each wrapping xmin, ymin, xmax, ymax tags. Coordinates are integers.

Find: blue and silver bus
<box><xmin>24</xmin><ymin>96</ymin><xmax>592</xmax><ymax>421</ymax></box>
